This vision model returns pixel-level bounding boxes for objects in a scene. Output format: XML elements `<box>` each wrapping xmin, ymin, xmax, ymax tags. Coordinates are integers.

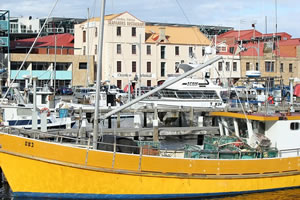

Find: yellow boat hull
<box><xmin>0</xmin><ymin>133</ymin><xmax>300</xmax><ymax>199</ymax></box>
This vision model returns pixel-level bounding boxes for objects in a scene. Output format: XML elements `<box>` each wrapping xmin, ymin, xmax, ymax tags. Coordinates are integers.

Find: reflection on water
<box><xmin>11</xmin><ymin>188</ymin><xmax>300</xmax><ymax>200</ymax></box>
<box><xmin>204</xmin><ymin>188</ymin><xmax>300</xmax><ymax>200</ymax></box>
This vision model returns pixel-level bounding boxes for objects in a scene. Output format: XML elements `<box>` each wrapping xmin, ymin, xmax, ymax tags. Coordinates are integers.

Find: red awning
<box><xmin>294</xmin><ymin>84</ymin><xmax>300</xmax><ymax>97</ymax></box>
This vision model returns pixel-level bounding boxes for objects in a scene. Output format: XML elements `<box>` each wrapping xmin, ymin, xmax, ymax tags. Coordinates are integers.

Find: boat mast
<box><xmin>93</xmin><ymin>0</ymin><xmax>106</xmax><ymax>149</ymax></box>
<box><xmin>86</xmin><ymin>8</ymin><xmax>90</xmax><ymax>87</ymax></box>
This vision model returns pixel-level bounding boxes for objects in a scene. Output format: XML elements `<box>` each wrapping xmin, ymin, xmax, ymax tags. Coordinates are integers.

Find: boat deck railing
<box><xmin>0</xmin><ymin>126</ymin><xmax>299</xmax><ymax>159</ymax></box>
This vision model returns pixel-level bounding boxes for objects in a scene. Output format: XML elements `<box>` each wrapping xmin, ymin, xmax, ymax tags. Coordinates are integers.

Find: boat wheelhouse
<box><xmin>141</xmin><ymin>77</ymin><xmax>225</xmax><ymax>108</ymax></box>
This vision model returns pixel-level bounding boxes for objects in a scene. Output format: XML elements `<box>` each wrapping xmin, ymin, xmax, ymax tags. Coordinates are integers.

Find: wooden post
<box><xmin>153</xmin><ymin>105</ymin><xmax>159</xmax><ymax>142</ymax></box>
<box><xmin>179</xmin><ymin>111</ymin><xmax>182</xmax><ymax>127</ymax></box>
<box><xmin>117</xmin><ymin>112</ymin><xmax>121</xmax><ymax>128</ymax></box>
<box><xmin>189</xmin><ymin>107</ymin><xmax>194</xmax><ymax>126</ymax></box>
<box><xmin>143</xmin><ymin>111</ymin><xmax>147</xmax><ymax>128</ymax></box>
<box><xmin>79</xmin><ymin>107</ymin><xmax>83</xmax><ymax>127</ymax></box>
<box><xmin>108</xmin><ymin>116</ymin><xmax>112</xmax><ymax>128</ymax></box>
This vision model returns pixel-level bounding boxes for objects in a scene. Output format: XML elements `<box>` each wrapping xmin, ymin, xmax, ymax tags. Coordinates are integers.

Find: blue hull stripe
<box><xmin>13</xmin><ymin>186</ymin><xmax>300</xmax><ymax>199</ymax></box>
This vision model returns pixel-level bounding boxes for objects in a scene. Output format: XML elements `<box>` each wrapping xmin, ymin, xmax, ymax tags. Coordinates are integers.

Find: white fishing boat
<box><xmin>140</xmin><ymin>74</ymin><xmax>225</xmax><ymax>108</ymax></box>
<box><xmin>0</xmin><ymin>104</ymin><xmax>75</xmax><ymax>129</ymax></box>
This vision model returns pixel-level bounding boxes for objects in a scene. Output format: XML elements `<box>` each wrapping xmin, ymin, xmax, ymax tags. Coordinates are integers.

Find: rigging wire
<box><xmin>175</xmin><ymin>0</ymin><xmax>208</xmax><ymax>50</ymax></box>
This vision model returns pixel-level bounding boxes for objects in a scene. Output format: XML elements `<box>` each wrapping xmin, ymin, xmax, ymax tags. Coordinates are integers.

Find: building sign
<box><xmin>141</xmin><ymin>73</ymin><xmax>156</xmax><ymax>78</ymax></box>
<box><xmin>113</xmin><ymin>73</ymin><xmax>155</xmax><ymax>78</ymax></box>
<box><xmin>112</xmin><ymin>73</ymin><xmax>132</xmax><ymax>78</ymax></box>
<box><xmin>108</xmin><ymin>17</ymin><xmax>144</xmax><ymax>27</ymax></box>
<box><xmin>0</xmin><ymin>37</ymin><xmax>8</xmax><ymax>47</ymax></box>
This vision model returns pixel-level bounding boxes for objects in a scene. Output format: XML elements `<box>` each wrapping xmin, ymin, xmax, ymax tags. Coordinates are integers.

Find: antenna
<box><xmin>265</xmin><ymin>16</ymin><xmax>267</xmax><ymax>34</ymax></box>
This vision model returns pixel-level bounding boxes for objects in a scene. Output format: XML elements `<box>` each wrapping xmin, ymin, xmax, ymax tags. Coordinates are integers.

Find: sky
<box><xmin>2</xmin><ymin>0</ymin><xmax>300</xmax><ymax>38</ymax></box>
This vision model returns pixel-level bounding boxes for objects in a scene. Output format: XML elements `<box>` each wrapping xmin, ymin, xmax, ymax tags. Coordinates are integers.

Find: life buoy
<box><xmin>267</xmin><ymin>96</ymin><xmax>274</xmax><ymax>104</ymax></box>
<box><xmin>40</xmin><ymin>107</ymin><xmax>50</xmax><ymax>117</ymax></box>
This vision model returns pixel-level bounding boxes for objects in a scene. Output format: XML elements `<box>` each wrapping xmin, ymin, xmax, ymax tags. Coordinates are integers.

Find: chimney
<box><xmin>157</xmin><ymin>27</ymin><xmax>169</xmax><ymax>43</ymax></box>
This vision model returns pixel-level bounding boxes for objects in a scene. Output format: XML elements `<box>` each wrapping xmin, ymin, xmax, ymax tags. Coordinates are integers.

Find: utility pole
<box><xmin>138</xmin><ymin>34</ymin><xmax>142</xmax><ymax>96</ymax></box>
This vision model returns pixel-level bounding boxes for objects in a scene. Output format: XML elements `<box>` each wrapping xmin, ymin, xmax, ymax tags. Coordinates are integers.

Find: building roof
<box><xmin>262</xmin><ymin>32</ymin><xmax>292</xmax><ymax>39</ymax></box>
<box><xmin>218</xmin><ymin>29</ymin><xmax>263</xmax><ymax>42</ymax></box>
<box><xmin>217</xmin><ymin>29</ymin><xmax>300</xmax><ymax>58</ymax></box>
<box><xmin>145</xmin><ymin>25</ymin><xmax>211</xmax><ymax>45</ymax></box>
<box><xmin>11</xmin><ymin>33</ymin><xmax>74</xmax><ymax>48</ymax></box>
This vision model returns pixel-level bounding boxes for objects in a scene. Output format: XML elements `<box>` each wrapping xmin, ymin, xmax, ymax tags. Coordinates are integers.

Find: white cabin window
<box><xmin>290</xmin><ymin>122</ymin><xmax>299</xmax><ymax>130</ymax></box>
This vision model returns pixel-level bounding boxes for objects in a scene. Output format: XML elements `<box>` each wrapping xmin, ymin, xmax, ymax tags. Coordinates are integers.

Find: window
<box><xmin>289</xmin><ymin>63</ymin><xmax>293</xmax><ymax>72</ymax></box>
<box><xmin>83</xmin><ymin>46</ymin><xmax>86</xmax><ymax>55</ymax></box>
<box><xmin>175</xmin><ymin>62</ymin><xmax>179</xmax><ymax>73</ymax></box>
<box><xmin>117</xmin><ymin>61</ymin><xmax>122</xmax><ymax>72</ymax></box>
<box><xmin>280</xmin><ymin>63</ymin><xmax>284</xmax><ymax>72</ymax></box>
<box><xmin>218</xmin><ymin>62</ymin><xmax>222</xmax><ymax>71</ymax></box>
<box><xmin>202</xmin><ymin>47</ymin><xmax>205</xmax><ymax>56</ymax></box>
<box><xmin>79</xmin><ymin>62</ymin><xmax>87</xmax><ymax>69</ymax></box>
<box><xmin>255</xmin><ymin>62</ymin><xmax>259</xmax><ymax>70</ymax></box>
<box><xmin>147</xmin><ymin>80</ymin><xmax>151</xmax><ymax>87</ymax></box>
<box><xmin>265</xmin><ymin>61</ymin><xmax>274</xmax><ymax>72</ymax></box>
<box><xmin>83</xmin><ymin>30</ymin><xmax>86</xmax><ymax>42</ymax></box>
<box><xmin>117</xmin><ymin>80</ymin><xmax>122</xmax><ymax>89</ymax></box>
<box><xmin>246</xmin><ymin>62</ymin><xmax>250</xmax><ymax>71</ymax></box>
<box><xmin>132</xmin><ymin>61</ymin><xmax>136</xmax><ymax>72</ymax></box>
<box><xmin>225</xmin><ymin>62</ymin><xmax>230</xmax><ymax>71</ymax></box>
<box><xmin>117</xmin><ymin>26</ymin><xmax>121</xmax><ymax>36</ymax></box>
<box><xmin>233</xmin><ymin>62</ymin><xmax>237</xmax><ymax>71</ymax></box>
<box><xmin>175</xmin><ymin>46</ymin><xmax>179</xmax><ymax>56</ymax></box>
<box><xmin>56</xmin><ymin>62</ymin><xmax>70</xmax><ymax>71</ymax></box>
<box><xmin>10</xmin><ymin>62</ymin><xmax>28</xmax><ymax>70</ymax></box>
<box><xmin>117</xmin><ymin>44</ymin><xmax>121</xmax><ymax>54</ymax></box>
<box><xmin>21</xmin><ymin>25</ymin><xmax>26</xmax><ymax>33</ymax></box>
<box><xmin>95</xmin><ymin>45</ymin><xmax>97</xmax><ymax>55</ymax></box>
<box><xmin>290</xmin><ymin>122</ymin><xmax>299</xmax><ymax>130</ymax></box>
<box><xmin>95</xmin><ymin>27</ymin><xmax>97</xmax><ymax>37</ymax></box>
<box><xmin>229</xmin><ymin>47</ymin><xmax>235</xmax><ymax>54</ymax></box>
<box><xmin>189</xmin><ymin>47</ymin><xmax>193</xmax><ymax>57</ymax></box>
<box><xmin>161</xmin><ymin>62</ymin><xmax>166</xmax><ymax>77</ymax></box>
<box><xmin>132</xmin><ymin>27</ymin><xmax>136</xmax><ymax>37</ymax></box>
<box><xmin>161</xmin><ymin>46</ymin><xmax>166</xmax><ymax>59</ymax></box>
<box><xmin>147</xmin><ymin>62</ymin><xmax>151</xmax><ymax>73</ymax></box>
<box><xmin>32</xmin><ymin>62</ymin><xmax>48</xmax><ymax>70</ymax></box>
<box><xmin>132</xmin><ymin>45</ymin><xmax>136</xmax><ymax>54</ymax></box>
<box><xmin>146</xmin><ymin>45</ymin><xmax>151</xmax><ymax>55</ymax></box>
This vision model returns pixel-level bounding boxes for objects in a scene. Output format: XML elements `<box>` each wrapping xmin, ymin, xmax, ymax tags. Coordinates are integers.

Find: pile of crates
<box><xmin>184</xmin><ymin>135</ymin><xmax>278</xmax><ymax>159</ymax></box>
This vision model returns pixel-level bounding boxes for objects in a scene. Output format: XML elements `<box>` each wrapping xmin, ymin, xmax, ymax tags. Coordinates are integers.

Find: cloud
<box><xmin>2</xmin><ymin>0</ymin><xmax>300</xmax><ymax>37</ymax></box>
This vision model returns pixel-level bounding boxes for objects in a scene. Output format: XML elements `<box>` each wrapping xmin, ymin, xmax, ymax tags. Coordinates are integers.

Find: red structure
<box><xmin>10</xmin><ymin>33</ymin><xmax>74</xmax><ymax>55</ymax></box>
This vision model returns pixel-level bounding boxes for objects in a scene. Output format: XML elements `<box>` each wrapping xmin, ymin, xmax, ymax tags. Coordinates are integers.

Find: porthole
<box><xmin>290</xmin><ymin>122</ymin><xmax>299</xmax><ymax>130</ymax></box>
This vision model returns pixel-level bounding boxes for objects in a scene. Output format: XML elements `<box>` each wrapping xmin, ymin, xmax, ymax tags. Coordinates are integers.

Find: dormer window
<box><xmin>217</xmin><ymin>43</ymin><xmax>227</xmax><ymax>52</ymax></box>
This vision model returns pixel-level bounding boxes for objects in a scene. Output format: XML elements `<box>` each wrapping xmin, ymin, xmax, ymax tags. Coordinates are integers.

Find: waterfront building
<box><xmin>0</xmin><ymin>10</ymin><xmax>9</xmax><ymax>88</ymax></box>
<box><xmin>74</xmin><ymin>12</ymin><xmax>216</xmax><ymax>89</ymax></box>
<box><xmin>216</xmin><ymin>29</ymin><xmax>300</xmax><ymax>85</ymax></box>
<box><xmin>9</xmin><ymin>33</ymin><xmax>93</xmax><ymax>88</ymax></box>
<box><xmin>9</xmin><ymin>16</ymin><xmax>85</xmax><ymax>40</ymax></box>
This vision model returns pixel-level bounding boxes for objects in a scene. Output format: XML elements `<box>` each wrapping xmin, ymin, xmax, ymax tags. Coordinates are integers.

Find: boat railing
<box><xmin>278</xmin><ymin>148</ymin><xmax>300</xmax><ymax>157</ymax></box>
<box><xmin>1</xmin><ymin>126</ymin><xmax>300</xmax><ymax>160</ymax></box>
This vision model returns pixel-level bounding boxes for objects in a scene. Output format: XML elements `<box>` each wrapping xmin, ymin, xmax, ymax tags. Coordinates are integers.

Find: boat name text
<box><xmin>25</xmin><ymin>141</ymin><xmax>34</xmax><ymax>148</ymax></box>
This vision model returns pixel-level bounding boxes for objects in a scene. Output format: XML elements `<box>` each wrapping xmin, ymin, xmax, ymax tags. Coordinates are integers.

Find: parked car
<box><xmin>56</xmin><ymin>87</ymin><xmax>73</xmax><ymax>95</ymax></box>
<box><xmin>73</xmin><ymin>87</ymin><xmax>96</xmax><ymax>100</ymax></box>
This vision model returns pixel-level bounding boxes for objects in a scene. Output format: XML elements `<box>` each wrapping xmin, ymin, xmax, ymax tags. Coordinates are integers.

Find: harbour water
<box><xmin>205</xmin><ymin>188</ymin><xmax>300</xmax><ymax>200</ymax></box>
<box><xmin>10</xmin><ymin>188</ymin><xmax>300</xmax><ymax>200</ymax></box>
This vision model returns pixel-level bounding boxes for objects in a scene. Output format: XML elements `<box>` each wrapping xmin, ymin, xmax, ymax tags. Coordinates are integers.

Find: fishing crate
<box><xmin>241</xmin><ymin>151</ymin><xmax>257</xmax><ymax>159</ymax></box>
<box><xmin>262</xmin><ymin>148</ymin><xmax>278</xmax><ymax>158</ymax></box>
<box><xmin>219</xmin><ymin>151</ymin><xmax>239</xmax><ymax>159</ymax></box>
